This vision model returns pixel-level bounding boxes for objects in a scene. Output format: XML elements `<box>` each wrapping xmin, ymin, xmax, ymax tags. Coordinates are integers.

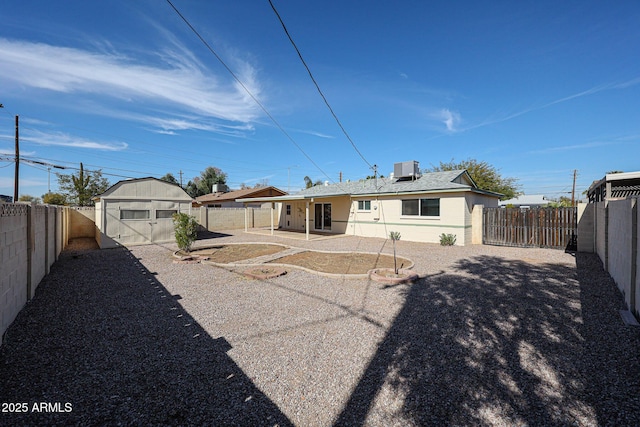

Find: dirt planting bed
<box><xmin>268</xmin><ymin>251</ymin><xmax>411</xmax><ymax>275</ymax></box>
<box><xmin>187</xmin><ymin>244</ymin><xmax>286</xmax><ymax>263</ymax></box>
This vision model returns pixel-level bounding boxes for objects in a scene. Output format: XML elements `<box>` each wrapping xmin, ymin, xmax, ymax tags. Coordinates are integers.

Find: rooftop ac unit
<box><xmin>393</xmin><ymin>161</ymin><xmax>420</xmax><ymax>180</ymax></box>
<box><xmin>212</xmin><ymin>183</ymin><xmax>228</xmax><ymax>193</ymax></box>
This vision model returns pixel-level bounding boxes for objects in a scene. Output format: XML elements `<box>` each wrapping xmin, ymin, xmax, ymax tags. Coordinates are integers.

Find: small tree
<box><xmin>172</xmin><ymin>212</ymin><xmax>198</xmax><ymax>253</ymax></box>
<box><xmin>18</xmin><ymin>194</ymin><xmax>41</xmax><ymax>204</ymax></box>
<box><xmin>425</xmin><ymin>158</ymin><xmax>521</xmax><ymax>200</ymax></box>
<box><xmin>389</xmin><ymin>231</ymin><xmax>401</xmax><ymax>274</ymax></box>
<box><xmin>42</xmin><ymin>192</ymin><xmax>67</xmax><ymax>205</ymax></box>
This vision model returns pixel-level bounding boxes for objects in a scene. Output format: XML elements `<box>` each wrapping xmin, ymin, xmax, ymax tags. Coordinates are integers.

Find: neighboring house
<box><xmin>237</xmin><ymin>163</ymin><xmax>501</xmax><ymax>245</ymax></box>
<box><xmin>94</xmin><ymin>177</ymin><xmax>193</xmax><ymax>248</ymax></box>
<box><xmin>587</xmin><ymin>171</ymin><xmax>640</xmax><ymax>202</ymax></box>
<box><xmin>195</xmin><ymin>186</ymin><xmax>287</xmax><ymax>208</ymax></box>
<box><xmin>499</xmin><ymin>194</ymin><xmax>547</xmax><ymax>208</ymax></box>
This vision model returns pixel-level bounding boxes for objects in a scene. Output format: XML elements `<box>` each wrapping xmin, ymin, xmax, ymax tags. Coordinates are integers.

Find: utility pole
<box><xmin>47</xmin><ymin>167</ymin><xmax>51</xmax><ymax>193</ymax></box>
<box><xmin>571</xmin><ymin>169</ymin><xmax>577</xmax><ymax>207</ymax></box>
<box><xmin>339</xmin><ymin>171</ymin><xmax>342</xmax><ymax>183</ymax></box>
<box><xmin>14</xmin><ymin>115</ymin><xmax>19</xmax><ymax>203</ymax></box>
<box><xmin>179</xmin><ymin>170</ymin><xmax>183</xmax><ymax>188</ymax></box>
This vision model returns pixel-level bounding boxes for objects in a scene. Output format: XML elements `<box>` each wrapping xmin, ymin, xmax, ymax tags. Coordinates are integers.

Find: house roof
<box><xmin>499</xmin><ymin>194</ymin><xmax>547</xmax><ymax>206</ymax></box>
<box><xmin>237</xmin><ymin>170</ymin><xmax>502</xmax><ymax>203</ymax></box>
<box><xmin>196</xmin><ymin>186</ymin><xmax>287</xmax><ymax>204</ymax></box>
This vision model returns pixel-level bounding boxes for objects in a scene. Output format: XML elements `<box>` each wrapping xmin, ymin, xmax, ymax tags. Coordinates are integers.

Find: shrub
<box><xmin>439</xmin><ymin>233</ymin><xmax>457</xmax><ymax>246</ymax></box>
<box><xmin>172</xmin><ymin>212</ymin><xmax>198</xmax><ymax>252</ymax></box>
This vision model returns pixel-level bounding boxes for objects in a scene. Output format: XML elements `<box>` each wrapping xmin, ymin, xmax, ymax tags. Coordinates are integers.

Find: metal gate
<box><xmin>483</xmin><ymin>207</ymin><xmax>577</xmax><ymax>249</ymax></box>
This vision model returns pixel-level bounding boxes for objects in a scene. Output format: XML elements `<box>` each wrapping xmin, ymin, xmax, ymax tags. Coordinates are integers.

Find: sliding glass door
<box><xmin>314</xmin><ymin>203</ymin><xmax>331</xmax><ymax>230</ymax></box>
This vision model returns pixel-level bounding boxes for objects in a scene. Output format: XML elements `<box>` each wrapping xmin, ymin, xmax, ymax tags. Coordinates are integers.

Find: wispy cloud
<box><xmin>0</xmin><ymin>149</ymin><xmax>36</xmax><ymax>156</ymax></box>
<box><xmin>290</xmin><ymin>128</ymin><xmax>335</xmax><ymax>139</ymax></box>
<box><xmin>22</xmin><ymin>130</ymin><xmax>128</xmax><ymax>151</ymax></box>
<box><xmin>0</xmin><ymin>176</ymin><xmax>45</xmax><ymax>188</ymax></box>
<box><xmin>472</xmin><ymin>77</ymin><xmax>640</xmax><ymax>130</ymax></box>
<box><xmin>527</xmin><ymin>140</ymin><xmax>618</xmax><ymax>155</ymax></box>
<box><xmin>139</xmin><ymin>116</ymin><xmax>255</xmax><ymax>137</ymax></box>
<box><xmin>0</xmin><ymin>37</ymin><xmax>262</xmax><ymax>132</ymax></box>
<box><xmin>432</xmin><ymin>108</ymin><xmax>461</xmax><ymax>132</ymax></box>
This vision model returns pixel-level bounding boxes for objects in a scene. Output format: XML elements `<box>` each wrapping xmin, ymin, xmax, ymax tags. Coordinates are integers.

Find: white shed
<box><xmin>94</xmin><ymin>177</ymin><xmax>193</xmax><ymax>248</ymax></box>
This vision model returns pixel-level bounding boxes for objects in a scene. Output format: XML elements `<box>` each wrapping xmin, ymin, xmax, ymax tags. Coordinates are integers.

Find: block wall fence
<box><xmin>579</xmin><ymin>197</ymin><xmax>639</xmax><ymax>318</ymax></box>
<box><xmin>1</xmin><ymin>203</ymin><xmax>76</xmax><ymax>344</ymax></box>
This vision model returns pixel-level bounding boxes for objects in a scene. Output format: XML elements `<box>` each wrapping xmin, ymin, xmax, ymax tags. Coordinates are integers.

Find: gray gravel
<box><xmin>1</xmin><ymin>231</ymin><xmax>640</xmax><ymax>426</ymax></box>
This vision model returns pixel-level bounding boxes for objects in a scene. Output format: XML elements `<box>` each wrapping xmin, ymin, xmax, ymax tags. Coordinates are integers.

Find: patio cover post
<box><xmin>270</xmin><ymin>202</ymin><xmax>274</xmax><ymax>235</ymax></box>
<box><xmin>244</xmin><ymin>205</ymin><xmax>248</xmax><ymax>233</ymax></box>
<box><xmin>305</xmin><ymin>200</ymin><xmax>310</xmax><ymax>240</ymax></box>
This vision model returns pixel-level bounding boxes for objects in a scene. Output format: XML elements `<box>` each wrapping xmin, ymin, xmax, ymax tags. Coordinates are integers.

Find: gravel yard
<box><xmin>1</xmin><ymin>231</ymin><xmax>640</xmax><ymax>426</ymax></box>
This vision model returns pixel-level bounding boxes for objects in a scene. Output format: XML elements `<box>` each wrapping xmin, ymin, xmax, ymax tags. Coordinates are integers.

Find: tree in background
<box><xmin>304</xmin><ymin>176</ymin><xmax>313</xmax><ymax>189</ymax></box>
<box><xmin>546</xmin><ymin>196</ymin><xmax>573</xmax><ymax>208</ymax></box>
<box><xmin>184</xmin><ymin>166</ymin><xmax>227</xmax><ymax>198</ymax></box>
<box><xmin>303</xmin><ymin>176</ymin><xmax>323</xmax><ymax>188</ymax></box>
<box><xmin>425</xmin><ymin>158</ymin><xmax>521</xmax><ymax>200</ymax></box>
<box><xmin>42</xmin><ymin>192</ymin><xmax>67</xmax><ymax>205</ymax></box>
<box><xmin>57</xmin><ymin>162</ymin><xmax>110</xmax><ymax>206</ymax></box>
<box><xmin>239</xmin><ymin>180</ymin><xmax>270</xmax><ymax>190</ymax></box>
<box><xmin>18</xmin><ymin>194</ymin><xmax>41</xmax><ymax>204</ymax></box>
<box><xmin>159</xmin><ymin>173</ymin><xmax>179</xmax><ymax>185</ymax></box>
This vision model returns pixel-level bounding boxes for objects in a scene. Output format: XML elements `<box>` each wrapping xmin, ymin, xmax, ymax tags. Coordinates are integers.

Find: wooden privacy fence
<box><xmin>483</xmin><ymin>207</ymin><xmax>578</xmax><ymax>249</ymax></box>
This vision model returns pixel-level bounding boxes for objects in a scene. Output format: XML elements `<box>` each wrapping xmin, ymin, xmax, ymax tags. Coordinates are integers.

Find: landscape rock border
<box><xmin>242</xmin><ymin>267</ymin><xmax>288</xmax><ymax>280</ymax></box>
<box><xmin>368</xmin><ymin>268</ymin><xmax>419</xmax><ymax>284</ymax></box>
<box><xmin>175</xmin><ymin>243</ymin><xmax>415</xmax><ymax>279</ymax></box>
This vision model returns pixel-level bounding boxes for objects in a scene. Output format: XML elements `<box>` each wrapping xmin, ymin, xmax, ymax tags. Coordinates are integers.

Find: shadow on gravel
<box><xmin>335</xmin><ymin>253</ymin><xmax>640</xmax><ymax>426</ymax></box>
<box><xmin>197</xmin><ymin>230</ymin><xmax>232</xmax><ymax>240</ymax></box>
<box><xmin>0</xmin><ymin>246</ymin><xmax>292</xmax><ymax>426</ymax></box>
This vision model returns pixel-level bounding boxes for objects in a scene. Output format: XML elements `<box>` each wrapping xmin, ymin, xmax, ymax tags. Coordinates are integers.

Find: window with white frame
<box><xmin>401</xmin><ymin>198</ymin><xmax>440</xmax><ymax>217</ymax></box>
<box><xmin>357</xmin><ymin>200</ymin><xmax>371</xmax><ymax>211</ymax></box>
<box><xmin>120</xmin><ymin>209</ymin><xmax>150</xmax><ymax>220</ymax></box>
<box><xmin>156</xmin><ymin>209</ymin><xmax>177</xmax><ymax>219</ymax></box>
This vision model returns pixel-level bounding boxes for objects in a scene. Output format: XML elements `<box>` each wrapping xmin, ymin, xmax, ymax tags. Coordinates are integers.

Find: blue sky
<box><xmin>1</xmin><ymin>1</ymin><xmax>638</xmax><ymax>200</ymax></box>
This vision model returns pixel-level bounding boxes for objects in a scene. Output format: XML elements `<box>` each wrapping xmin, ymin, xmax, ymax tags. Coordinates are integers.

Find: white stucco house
<box><xmin>238</xmin><ymin>163</ymin><xmax>501</xmax><ymax>245</ymax></box>
<box><xmin>94</xmin><ymin>177</ymin><xmax>193</xmax><ymax>248</ymax></box>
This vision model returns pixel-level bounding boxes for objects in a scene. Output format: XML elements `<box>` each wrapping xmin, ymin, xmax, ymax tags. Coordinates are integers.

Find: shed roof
<box><xmin>94</xmin><ymin>177</ymin><xmax>193</xmax><ymax>201</ymax></box>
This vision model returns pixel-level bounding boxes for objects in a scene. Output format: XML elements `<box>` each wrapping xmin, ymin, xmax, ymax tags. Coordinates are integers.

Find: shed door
<box><xmin>151</xmin><ymin>201</ymin><xmax>180</xmax><ymax>243</ymax></box>
<box><xmin>106</xmin><ymin>201</ymin><xmax>152</xmax><ymax>245</ymax></box>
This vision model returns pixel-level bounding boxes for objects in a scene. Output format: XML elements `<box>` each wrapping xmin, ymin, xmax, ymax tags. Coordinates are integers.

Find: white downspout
<box><xmin>270</xmin><ymin>202</ymin><xmax>274</xmax><ymax>236</ymax></box>
<box><xmin>305</xmin><ymin>200</ymin><xmax>310</xmax><ymax>240</ymax></box>
<box><xmin>244</xmin><ymin>204</ymin><xmax>248</xmax><ymax>233</ymax></box>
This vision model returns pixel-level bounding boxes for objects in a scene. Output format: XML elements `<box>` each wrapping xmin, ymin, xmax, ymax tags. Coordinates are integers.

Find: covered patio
<box><xmin>243</xmin><ymin>227</ymin><xmax>346</xmax><ymax>241</ymax></box>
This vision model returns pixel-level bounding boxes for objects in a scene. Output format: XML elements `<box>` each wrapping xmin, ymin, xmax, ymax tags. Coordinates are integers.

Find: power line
<box><xmin>165</xmin><ymin>0</ymin><xmax>338</xmax><ymax>185</ymax></box>
<box><xmin>268</xmin><ymin>0</ymin><xmax>373</xmax><ymax>171</ymax></box>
